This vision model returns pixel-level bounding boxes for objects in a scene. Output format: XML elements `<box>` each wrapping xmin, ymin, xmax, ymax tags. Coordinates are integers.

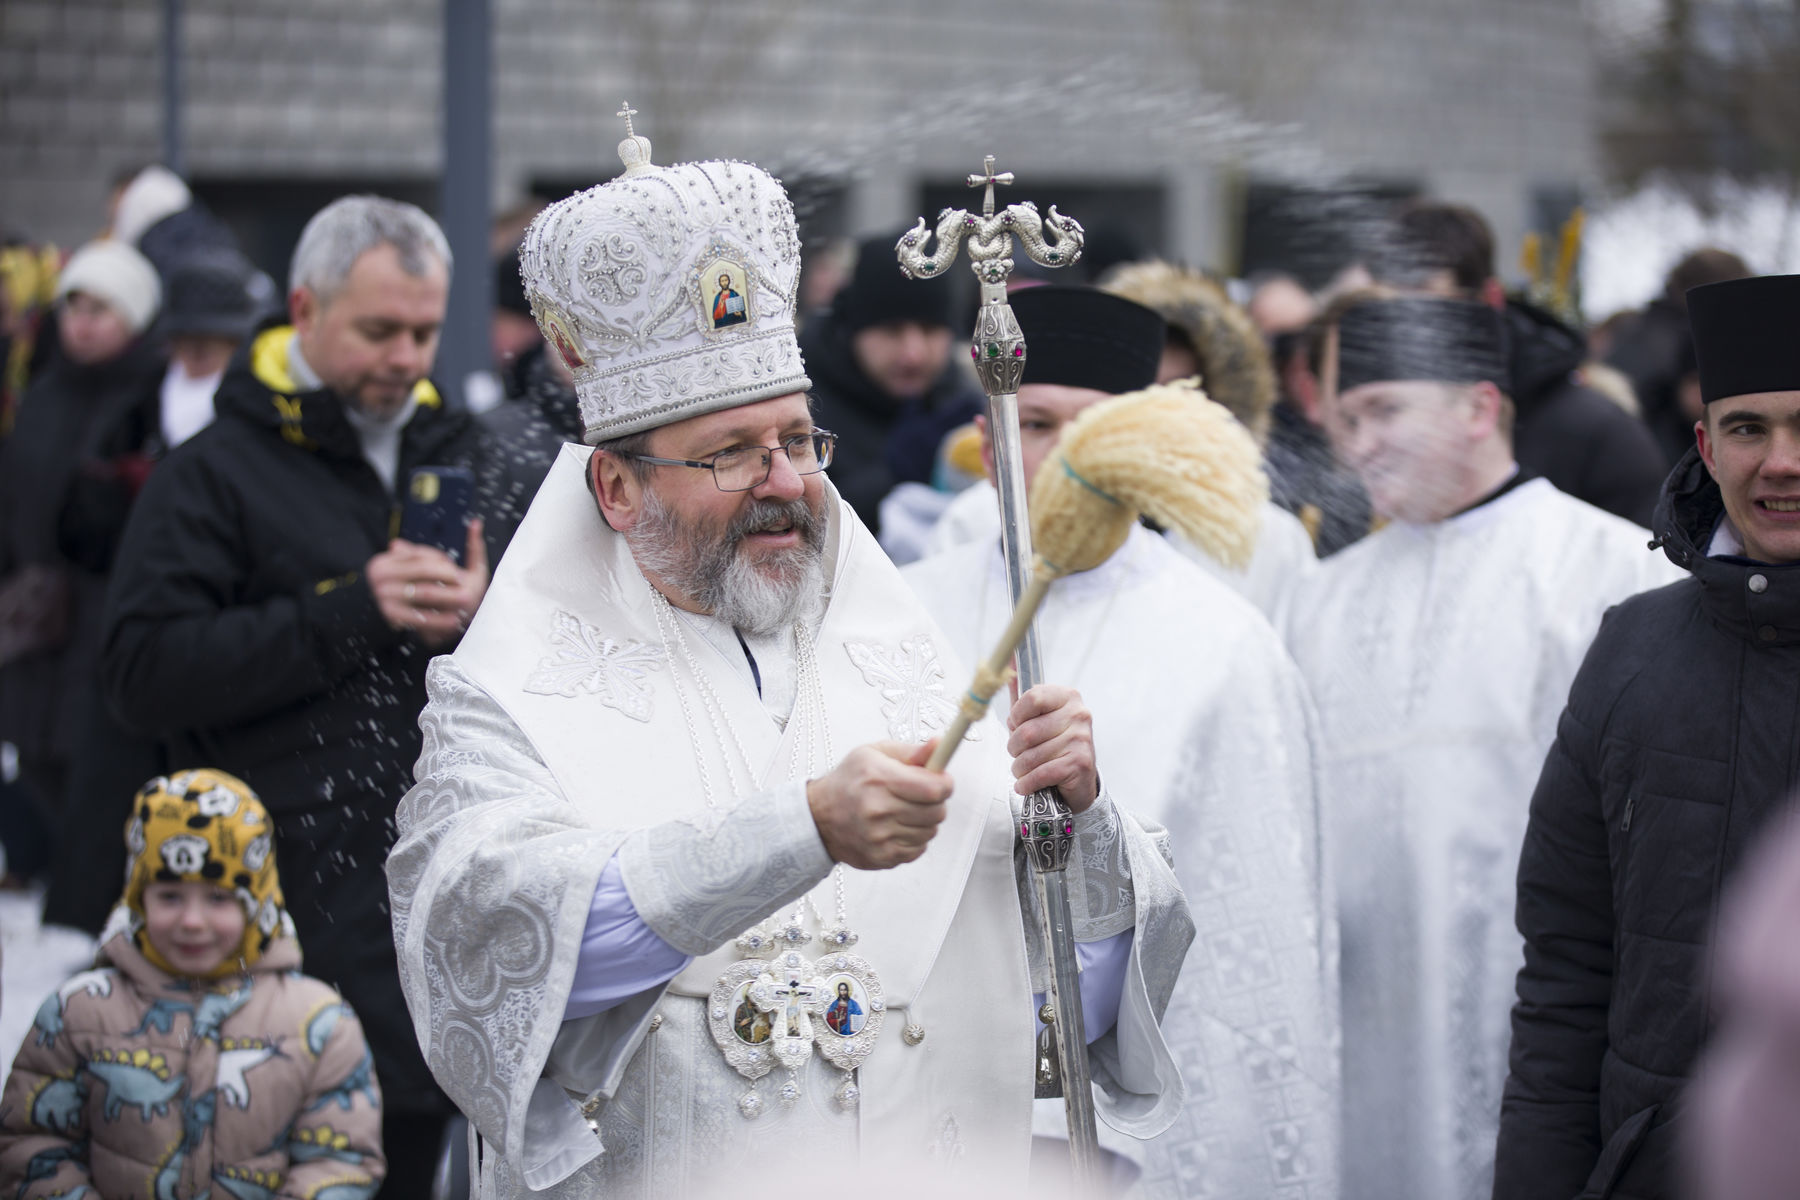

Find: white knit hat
<box><xmin>518</xmin><ymin>117</ymin><xmax>810</xmax><ymax>443</ymax></box>
<box><xmin>112</xmin><ymin>165</ymin><xmax>193</xmax><ymax>246</ymax></box>
<box><xmin>55</xmin><ymin>240</ymin><xmax>163</xmax><ymax>334</ymax></box>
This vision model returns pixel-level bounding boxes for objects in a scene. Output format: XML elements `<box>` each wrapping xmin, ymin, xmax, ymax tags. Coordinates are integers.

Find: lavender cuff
<box><xmin>562</xmin><ymin>854</ymin><xmax>693</xmax><ymax>1022</ymax></box>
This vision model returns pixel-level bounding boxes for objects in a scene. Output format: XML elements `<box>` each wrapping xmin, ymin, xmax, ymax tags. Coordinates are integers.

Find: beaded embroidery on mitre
<box><xmin>518</xmin><ymin>112</ymin><xmax>810</xmax><ymax>443</ymax></box>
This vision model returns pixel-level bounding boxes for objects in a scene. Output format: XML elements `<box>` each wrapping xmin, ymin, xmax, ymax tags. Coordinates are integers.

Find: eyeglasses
<box><xmin>616</xmin><ymin>430</ymin><xmax>838</xmax><ymax>493</ymax></box>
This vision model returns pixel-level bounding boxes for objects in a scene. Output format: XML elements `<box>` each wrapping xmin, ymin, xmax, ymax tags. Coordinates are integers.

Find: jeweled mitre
<box><xmin>518</xmin><ymin>131</ymin><xmax>810</xmax><ymax>443</ymax></box>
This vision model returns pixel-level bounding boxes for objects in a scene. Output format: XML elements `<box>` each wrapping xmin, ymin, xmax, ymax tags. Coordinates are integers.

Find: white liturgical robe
<box><xmin>905</xmin><ymin>525</ymin><xmax>1341</xmax><ymax>1200</ymax></box>
<box><xmin>387</xmin><ymin>446</ymin><xmax>1193</xmax><ymax>1198</ymax></box>
<box><xmin>1281</xmin><ymin>478</ymin><xmax>1684</xmax><ymax>1200</ymax></box>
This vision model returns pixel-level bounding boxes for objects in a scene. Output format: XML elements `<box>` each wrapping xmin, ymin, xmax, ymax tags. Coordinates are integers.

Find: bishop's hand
<box><xmin>1006</xmin><ymin>684</ymin><xmax>1100</xmax><ymax>812</ymax></box>
<box><xmin>807</xmin><ymin>740</ymin><xmax>953</xmax><ymax>871</ymax></box>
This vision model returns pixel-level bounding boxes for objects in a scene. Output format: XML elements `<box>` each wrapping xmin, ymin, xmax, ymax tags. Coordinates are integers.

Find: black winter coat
<box><xmin>799</xmin><ymin>309</ymin><xmax>985</xmax><ymax>535</ymax></box>
<box><xmin>1604</xmin><ymin>300</ymin><xmax>1696</xmax><ymax>470</ymax></box>
<box><xmin>1494</xmin><ymin>448</ymin><xmax>1800</xmax><ymax>1200</ymax></box>
<box><xmin>1506</xmin><ymin>300</ymin><xmax>1669</xmax><ymax>529</ymax></box>
<box><xmin>99</xmin><ymin>322</ymin><xmax>484</xmax><ymax>1114</ymax></box>
<box><xmin>0</xmin><ymin>340</ymin><xmax>164</xmax><ymax>761</ymax></box>
<box><xmin>41</xmin><ymin>348</ymin><xmax>174</xmax><ymax>935</ymax></box>
<box><xmin>474</xmin><ymin>344</ymin><xmax>584</xmax><ymax>560</ymax></box>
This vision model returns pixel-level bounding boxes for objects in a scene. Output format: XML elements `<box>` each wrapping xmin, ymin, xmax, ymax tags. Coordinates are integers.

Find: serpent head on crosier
<box><xmin>894</xmin><ymin>203</ymin><xmax>1085</xmax><ymax>286</ymax></box>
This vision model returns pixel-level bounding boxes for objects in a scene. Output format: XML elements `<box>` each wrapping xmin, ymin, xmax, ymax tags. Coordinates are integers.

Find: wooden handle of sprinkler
<box><xmin>926</xmin><ymin>569</ymin><xmax>1057</xmax><ymax>773</ymax></box>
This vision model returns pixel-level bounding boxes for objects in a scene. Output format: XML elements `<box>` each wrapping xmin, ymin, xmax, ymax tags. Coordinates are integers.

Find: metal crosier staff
<box><xmin>894</xmin><ymin>157</ymin><xmax>1101</xmax><ymax>1179</ymax></box>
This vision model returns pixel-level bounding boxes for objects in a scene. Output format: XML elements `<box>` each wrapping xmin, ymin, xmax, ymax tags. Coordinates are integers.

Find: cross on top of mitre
<box><xmin>967</xmin><ymin>154</ymin><xmax>1015</xmax><ymax>217</ymax></box>
<box><xmin>616</xmin><ymin>100</ymin><xmax>654</xmax><ymax>176</ymax></box>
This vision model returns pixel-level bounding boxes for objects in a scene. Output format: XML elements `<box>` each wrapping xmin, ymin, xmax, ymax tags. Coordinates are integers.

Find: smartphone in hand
<box><xmin>399</xmin><ymin>467</ymin><xmax>475</xmax><ymax>565</ymax></box>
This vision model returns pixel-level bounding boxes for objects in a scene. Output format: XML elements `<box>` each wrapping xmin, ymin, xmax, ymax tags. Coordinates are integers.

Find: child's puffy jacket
<box><xmin>0</xmin><ymin>927</ymin><xmax>385</xmax><ymax>1199</ymax></box>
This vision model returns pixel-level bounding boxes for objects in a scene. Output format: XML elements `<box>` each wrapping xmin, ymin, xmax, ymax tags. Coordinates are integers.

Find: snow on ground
<box><xmin>1584</xmin><ymin>178</ymin><xmax>1800</xmax><ymax>321</ymax></box>
<box><xmin>0</xmin><ymin>887</ymin><xmax>100</xmax><ymax>1075</ymax></box>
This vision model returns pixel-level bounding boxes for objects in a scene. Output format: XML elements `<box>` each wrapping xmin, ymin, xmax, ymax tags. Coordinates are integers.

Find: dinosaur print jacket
<box><xmin>0</xmin><ymin>924</ymin><xmax>384</xmax><ymax>1199</ymax></box>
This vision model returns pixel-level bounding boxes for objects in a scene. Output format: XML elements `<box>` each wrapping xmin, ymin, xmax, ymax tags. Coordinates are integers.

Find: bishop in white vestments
<box><xmin>386</xmin><ymin>131</ymin><xmax>1192</xmax><ymax>1199</ymax></box>
<box><xmin>1281</xmin><ymin>295</ymin><xmax>1683</xmax><ymax>1200</ymax></box>
<box><xmin>906</xmin><ymin>286</ymin><xmax>1339</xmax><ymax>1200</ymax></box>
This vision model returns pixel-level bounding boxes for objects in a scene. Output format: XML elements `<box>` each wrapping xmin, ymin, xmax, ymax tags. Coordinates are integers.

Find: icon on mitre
<box><xmin>700</xmin><ymin>258</ymin><xmax>753</xmax><ymax>332</ymax></box>
<box><xmin>536</xmin><ymin>303</ymin><xmax>586</xmax><ymax>371</ymax></box>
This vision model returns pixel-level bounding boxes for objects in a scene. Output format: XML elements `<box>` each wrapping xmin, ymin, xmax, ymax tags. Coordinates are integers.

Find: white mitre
<box><xmin>517</xmin><ymin>115</ymin><xmax>811</xmax><ymax>442</ymax></box>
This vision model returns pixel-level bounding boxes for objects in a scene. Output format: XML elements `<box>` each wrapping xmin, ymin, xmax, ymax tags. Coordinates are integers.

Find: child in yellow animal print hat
<box><xmin>0</xmin><ymin>769</ymin><xmax>386</xmax><ymax>1198</ymax></box>
<box><xmin>121</xmin><ymin>768</ymin><xmax>292</xmax><ymax>979</ymax></box>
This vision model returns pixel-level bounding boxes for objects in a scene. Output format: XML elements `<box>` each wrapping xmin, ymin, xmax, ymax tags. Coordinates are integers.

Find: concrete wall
<box><xmin>1</xmin><ymin>0</ymin><xmax>1598</xmax><ymax>280</ymax></box>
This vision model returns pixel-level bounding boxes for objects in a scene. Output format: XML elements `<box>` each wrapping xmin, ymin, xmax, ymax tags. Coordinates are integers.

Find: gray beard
<box><xmin>627</xmin><ymin>486</ymin><xmax>826</xmax><ymax>637</ymax></box>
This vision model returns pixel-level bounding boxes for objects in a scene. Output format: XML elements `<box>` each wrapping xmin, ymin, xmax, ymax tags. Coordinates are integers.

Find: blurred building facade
<box><xmin>1</xmin><ymin>0</ymin><xmax>1597</xmax><ymax>288</ymax></box>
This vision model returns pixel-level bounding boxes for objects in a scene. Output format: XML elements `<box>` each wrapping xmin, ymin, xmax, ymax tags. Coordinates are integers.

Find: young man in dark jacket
<box><xmin>1495</xmin><ymin>273</ymin><xmax>1800</xmax><ymax>1200</ymax></box>
<box><xmin>99</xmin><ymin>195</ymin><xmax>488</xmax><ymax>1198</ymax></box>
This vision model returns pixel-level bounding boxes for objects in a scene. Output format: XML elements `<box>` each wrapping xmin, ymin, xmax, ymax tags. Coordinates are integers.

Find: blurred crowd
<box><xmin>1</xmin><ymin>160</ymin><xmax>1796</xmax><ymax>1200</ymax></box>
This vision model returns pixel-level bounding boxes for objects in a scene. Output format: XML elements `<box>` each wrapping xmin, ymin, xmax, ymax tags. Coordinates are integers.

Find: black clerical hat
<box><xmin>1332</xmin><ymin>296</ymin><xmax>1508</xmax><ymax>396</ymax></box>
<box><xmin>1012</xmin><ymin>285</ymin><xmax>1165</xmax><ymax>395</ymax></box>
<box><xmin>1687</xmin><ymin>274</ymin><xmax>1800</xmax><ymax>404</ymax></box>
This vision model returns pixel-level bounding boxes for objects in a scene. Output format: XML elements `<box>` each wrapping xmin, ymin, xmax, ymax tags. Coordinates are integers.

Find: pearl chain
<box><xmin>649</xmin><ymin>590</ymin><xmax>849</xmax><ymax>931</ymax></box>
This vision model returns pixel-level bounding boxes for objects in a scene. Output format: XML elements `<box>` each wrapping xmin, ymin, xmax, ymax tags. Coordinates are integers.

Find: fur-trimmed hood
<box><xmin>1103</xmin><ymin>260</ymin><xmax>1276</xmax><ymax>446</ymax></box>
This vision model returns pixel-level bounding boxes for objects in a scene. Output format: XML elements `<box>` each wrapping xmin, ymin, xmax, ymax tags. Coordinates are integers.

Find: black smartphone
<box><xmin>398</xmin><ymin>466</ymin><xmax>475</xmax><ymax>565</ymax></box>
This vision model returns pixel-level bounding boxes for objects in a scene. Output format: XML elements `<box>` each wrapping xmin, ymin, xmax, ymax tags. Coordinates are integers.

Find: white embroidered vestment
<box><xmin>1282</xmin><ymin>480</ymin><xmax>1684</xmax><ymax>1200</ymax></box>
<box><xmin>388</xmin><ymin>447</ymin><xmax>1193</xmax><ymax>1198</ymax></box>
<box><xmin>907</xmin><ymin>525</ymin><xmax>1341</xmax><ymax>1200</ymax></box>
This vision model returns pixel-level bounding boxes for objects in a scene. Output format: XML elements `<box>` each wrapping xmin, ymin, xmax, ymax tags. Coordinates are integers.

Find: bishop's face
<box><xmin>599</xmin><ymin>392</ymin><xmax>830</xmax><ymax>635</ymax></box>
<box><xmin>1697</xmin><ymin>391</ymin><xmax>1800</xmax><ymax>564</ymax></box>
<box><xmin>1327</xmin><ymin>379</ymin><xmax>1479</xmax><ymax>524</ymax></box>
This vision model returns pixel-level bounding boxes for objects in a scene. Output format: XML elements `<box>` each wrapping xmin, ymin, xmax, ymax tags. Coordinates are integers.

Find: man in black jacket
<box><xmin>1495</xmin><ymin>274</ymin><xmax>1800</xmax><ymax>1200</ymax></box>
<box><xmin>1378</xmin><ymin>201</ymin><xmax>1669</xmax><ymax>527</ymax></box>
<box><xmin>800</xmin><ymin>233</ymin><xmax>984</xmax><ymax>534</ymax></box>
<box><xmin>100</xmin><ymin>195</ymin><xmax>488</xmax><ymax>1198</ymax></box>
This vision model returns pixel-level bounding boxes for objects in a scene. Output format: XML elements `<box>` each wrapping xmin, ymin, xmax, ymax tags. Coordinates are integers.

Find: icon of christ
<box><xmin>712</xmin><ymin>273</ymin><xmax>747</xmax><ymax>329</ymax></box>
<box><xmin>824</xmin><ymin>980</ymin><xmax>863</xmax><ymax>1036</ymax></box>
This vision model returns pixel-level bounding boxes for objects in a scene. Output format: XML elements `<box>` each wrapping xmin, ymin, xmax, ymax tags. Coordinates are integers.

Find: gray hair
<box><xmin>289</xmin><ymin>195</ymin><xmax>452</xmax><ymax>304</ymax></box>
<box><xmin>593</xmin><ymin>430</ymin><xmax>653</xmax><ymax>482</ymax></box>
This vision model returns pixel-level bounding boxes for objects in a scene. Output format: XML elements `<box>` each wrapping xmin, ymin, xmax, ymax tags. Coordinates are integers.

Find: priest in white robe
<box><xmin>907</xmin><ymin>286</ymin><xmax>1340</xmax><ymax>1200</ymax></box>
<box><xmin>385</xmin><ymin>134</ymin><xmax>1191</xmax><ymax>1199</ymax></box>
<box><xmin>1281</xmin><ymin>294</ymin><xmax>1683</xmax><ymax>1200</ymax></box>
